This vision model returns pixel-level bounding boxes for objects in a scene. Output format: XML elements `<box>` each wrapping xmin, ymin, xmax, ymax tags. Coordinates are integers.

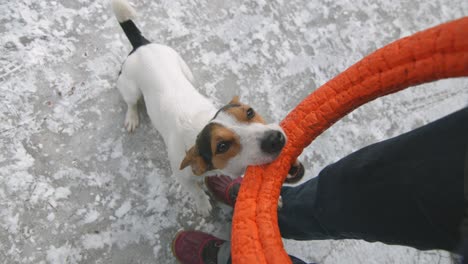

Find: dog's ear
<box><xmin>179</xmin><ymin>146</ymin><xmax>208</xmax><ymax>176</ymax></box>
<box><xmin>229</xmin><ymin>96</ymin><xmax>240</xmax><ymax>104</ymax></box>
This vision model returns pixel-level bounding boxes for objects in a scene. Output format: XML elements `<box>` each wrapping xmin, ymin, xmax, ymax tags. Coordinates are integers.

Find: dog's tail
<box><xmin>111</xmin><ymin>0</ymin><xmax>150</xmax><ymax>51</ymax></box>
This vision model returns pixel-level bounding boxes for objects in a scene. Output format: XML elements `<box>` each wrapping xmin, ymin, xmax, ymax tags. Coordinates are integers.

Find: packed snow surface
<box><xmin>1</xmin><ymin>0</ymin><xmax>467</xmax><ymax>263</ymax></box>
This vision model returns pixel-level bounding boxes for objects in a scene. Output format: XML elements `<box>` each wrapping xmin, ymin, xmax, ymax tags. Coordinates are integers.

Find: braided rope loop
<box><xmin>232</xmin><ymin>17</ymin><xmax>468</xmax><ymax>264</ymax></box>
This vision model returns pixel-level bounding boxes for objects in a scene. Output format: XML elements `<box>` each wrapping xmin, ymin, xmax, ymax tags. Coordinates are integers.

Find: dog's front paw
<box><xmin>195</xmin><ymin>194</ymin><xmax>212</xmax><ymax>217</ymax></box>
<box><xmin>124</xmin><ymin>107</ymin><xmax>139</xmax><ymax>132</ymax></box>
<box><xmin>198</xmin><ymin>203</ymin><xmax>212</xmax><ymax>217</ymax></box>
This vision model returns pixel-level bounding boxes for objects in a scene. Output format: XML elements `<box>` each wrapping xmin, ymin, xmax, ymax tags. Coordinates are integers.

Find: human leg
<box><xmin>279</xmin><ymin>107</ymin><xmax>468</xmax><ymax>251</ymax></box>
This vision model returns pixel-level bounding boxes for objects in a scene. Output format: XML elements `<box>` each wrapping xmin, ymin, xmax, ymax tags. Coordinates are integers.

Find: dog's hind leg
<box><xmin>117</xmin><ymin>75</ymin><xmax>141</xmax><ymax>132</ymax></box>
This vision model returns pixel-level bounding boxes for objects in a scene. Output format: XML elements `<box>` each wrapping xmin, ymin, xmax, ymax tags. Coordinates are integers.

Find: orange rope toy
<box><xmin>232</xmin><ymin>17</ymin><xmax>468</xmax><ymax>264</ymax></box>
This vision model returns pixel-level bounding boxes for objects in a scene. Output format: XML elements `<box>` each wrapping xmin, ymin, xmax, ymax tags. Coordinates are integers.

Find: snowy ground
<box><xmin>1</xmin><ymin>0</ymin><xmax>467</xmax><ymax>263</ymax></box>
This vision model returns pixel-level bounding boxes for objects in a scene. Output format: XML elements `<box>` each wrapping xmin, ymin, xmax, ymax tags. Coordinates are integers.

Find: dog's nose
<box><xmin>261</xmin><ymin>130</ymin><xmax>285</xmax><ymax>154</ymax></box>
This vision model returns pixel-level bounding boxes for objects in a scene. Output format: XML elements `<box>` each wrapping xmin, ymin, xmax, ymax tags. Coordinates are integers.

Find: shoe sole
<box><xmin>171</xmin><ymin>230</ymin><xmax>184</xmax><ymax>263</ymax></box>
<box><xmin>285</xmin><ymin>162</ymin><xmax>305</xmax><ymax>184</ymax></box>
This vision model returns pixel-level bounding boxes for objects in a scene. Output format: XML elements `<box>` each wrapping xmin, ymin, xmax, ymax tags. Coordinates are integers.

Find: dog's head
<box><xmin>179</xmin><ymin>96</ymin><xmax>288</xmax><ymax>176</ymax></box>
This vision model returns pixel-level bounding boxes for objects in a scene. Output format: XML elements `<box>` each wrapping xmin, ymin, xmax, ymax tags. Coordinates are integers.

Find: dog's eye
<box><xmin>246</xmin><ymin>108</ymin><xmax>255</xmax><ymax>119</ymax></box>
<box><xmin>216</xmin><ymin>141</ymin><xmax>231</xmax><ymax>154</ymax></box>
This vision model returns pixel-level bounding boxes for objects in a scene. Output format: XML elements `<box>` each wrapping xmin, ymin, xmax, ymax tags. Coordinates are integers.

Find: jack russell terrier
<box><xmin>111</xmin><ymin>0</ymin><xmax>304</xmax><ymax>216</ymax></box>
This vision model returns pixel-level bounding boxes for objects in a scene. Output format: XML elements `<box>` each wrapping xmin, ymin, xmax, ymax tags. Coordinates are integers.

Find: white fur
<box><xmin>116</xmin><ymin>43</ymin><xmax>286</xmax><ymax>215</ymax></box>
<box><xmin>213</xmin><ymin>112</ymin><xmax>285</xmax><ymax>176</ymax></box>
<box><xmin>113</xmin><ymin>0</ymin><xmax>286</xmax><ymax>216</ymax></box>
<box><xmin>117</xmin><ymin>44</ymin><xmax>217</xmax><ymax>216</ymax></box>
<box><xmin>111</xmin><ymin>0</ymin><xmax>137</xmax><ymax>22</ymax></box>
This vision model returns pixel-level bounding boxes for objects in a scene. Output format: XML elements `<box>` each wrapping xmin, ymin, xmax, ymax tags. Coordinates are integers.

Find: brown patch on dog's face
<box><xmin>180</xmin><ymin>123</ymin><xmax>241</xmax><ymax>174</ymax></box>
<box><xmin>209</xmin><ymin>123</ymin><xmax>242</xmax><ymax>170</ymax></box>
<box><xmin>179</xmin><ymin>145</ymin><xmax>209</xmax><ymax>176</ymax></box>
<box><xmin>222</xmin><ymin>96</ymin><xmax>266</xmax><ymax>124</ymax></box>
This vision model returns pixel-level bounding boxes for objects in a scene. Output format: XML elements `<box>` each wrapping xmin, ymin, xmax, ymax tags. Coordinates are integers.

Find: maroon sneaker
<box><xmin>205</xmin><ymin>175</ymin><xmax>242</xmax><ymax>207</ymax></box>
<box><xmin>285</xmin><ymin>160</ymin><xmax>305</xmax><ymax>184</ymax></box>
<box><xmin>172</xmin><ymin>231</ymin><xmax>225</xmax><ymax>264</ymax></box>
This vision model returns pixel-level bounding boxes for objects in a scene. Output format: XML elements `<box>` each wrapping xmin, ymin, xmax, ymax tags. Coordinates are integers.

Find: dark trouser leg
<box><xmin>222</xmin><ymin>244</ymin><xmax>310</xmax><ymax>264</ymax></box>
<box><xmin>279</xmin><ymin>107</ymin><xmax>468</xmax><ymax>252</ymax></box>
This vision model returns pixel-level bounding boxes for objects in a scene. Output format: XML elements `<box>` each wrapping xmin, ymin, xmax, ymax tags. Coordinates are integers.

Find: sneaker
<box><xmin>172</xmin><ymin>230</ymin><xmax>225</xmax><ymax>264</ymax></box>
<box><xmin>285</xmin><ymin>160</ymin><xmax>305</xmax><ymax>184</ymax></box>
<box><xmin>205</xmin><ymin>175</ymin><xmax>242</xmax><ymax>207</ymax></box>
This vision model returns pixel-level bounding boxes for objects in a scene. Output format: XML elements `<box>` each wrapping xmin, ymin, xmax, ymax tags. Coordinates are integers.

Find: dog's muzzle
<box><xmin>260</xmin><ymin>130</ymin><xmax>285</xmax><ymax>154</ymax></box>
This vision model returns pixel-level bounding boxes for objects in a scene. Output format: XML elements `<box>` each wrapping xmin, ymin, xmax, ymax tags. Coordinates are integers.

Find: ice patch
<box><xmin>54</xmin><ymin>187</ymin><xmax>71</xmax><ymax>200</ymax></box>
<box><xmin>0</xmin><ymin>209</ymin><xmax>20</xmax><ymax>234</ymax></box>
<box><xmin>281</xmin><ymin>51</ymin><xmax>313</xmax><ymax>77</ymax></box>
<box><xmin>83</xmin><ymin>209</ymin><xmax>100</xmax><ymax>224</ymax></box>
<box><xmin>153</xmin><ymin>244</ymin><xmax>161</xmax><ymax>258</ymax></box>
<box><xmin>46</xmin><ymin>244</ymin><xmax>82</xmax><ymax>264</ymax></box>
<box><xmin>47</xmin><ymin>212</ymin><xmax>56</xmax><ymax>221</ymax></box>
<box><xmin>30</xmin><ymin>182</ymin><xmax>55</xmax><ymax>204</ymax></box>
<box><xmin>115</xmin><ymin>200</ymin><xmax>131</xmax><ymax>218</ymax></box>
<box><xmin>110</xmin><ymin>137</ymin><xmax>123</xmax><ymax>159</ymax></box>
<box><xmin>81</xmin><ymin>231</ymin><xmax>111</xmax><ymax>250</ymax></box>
